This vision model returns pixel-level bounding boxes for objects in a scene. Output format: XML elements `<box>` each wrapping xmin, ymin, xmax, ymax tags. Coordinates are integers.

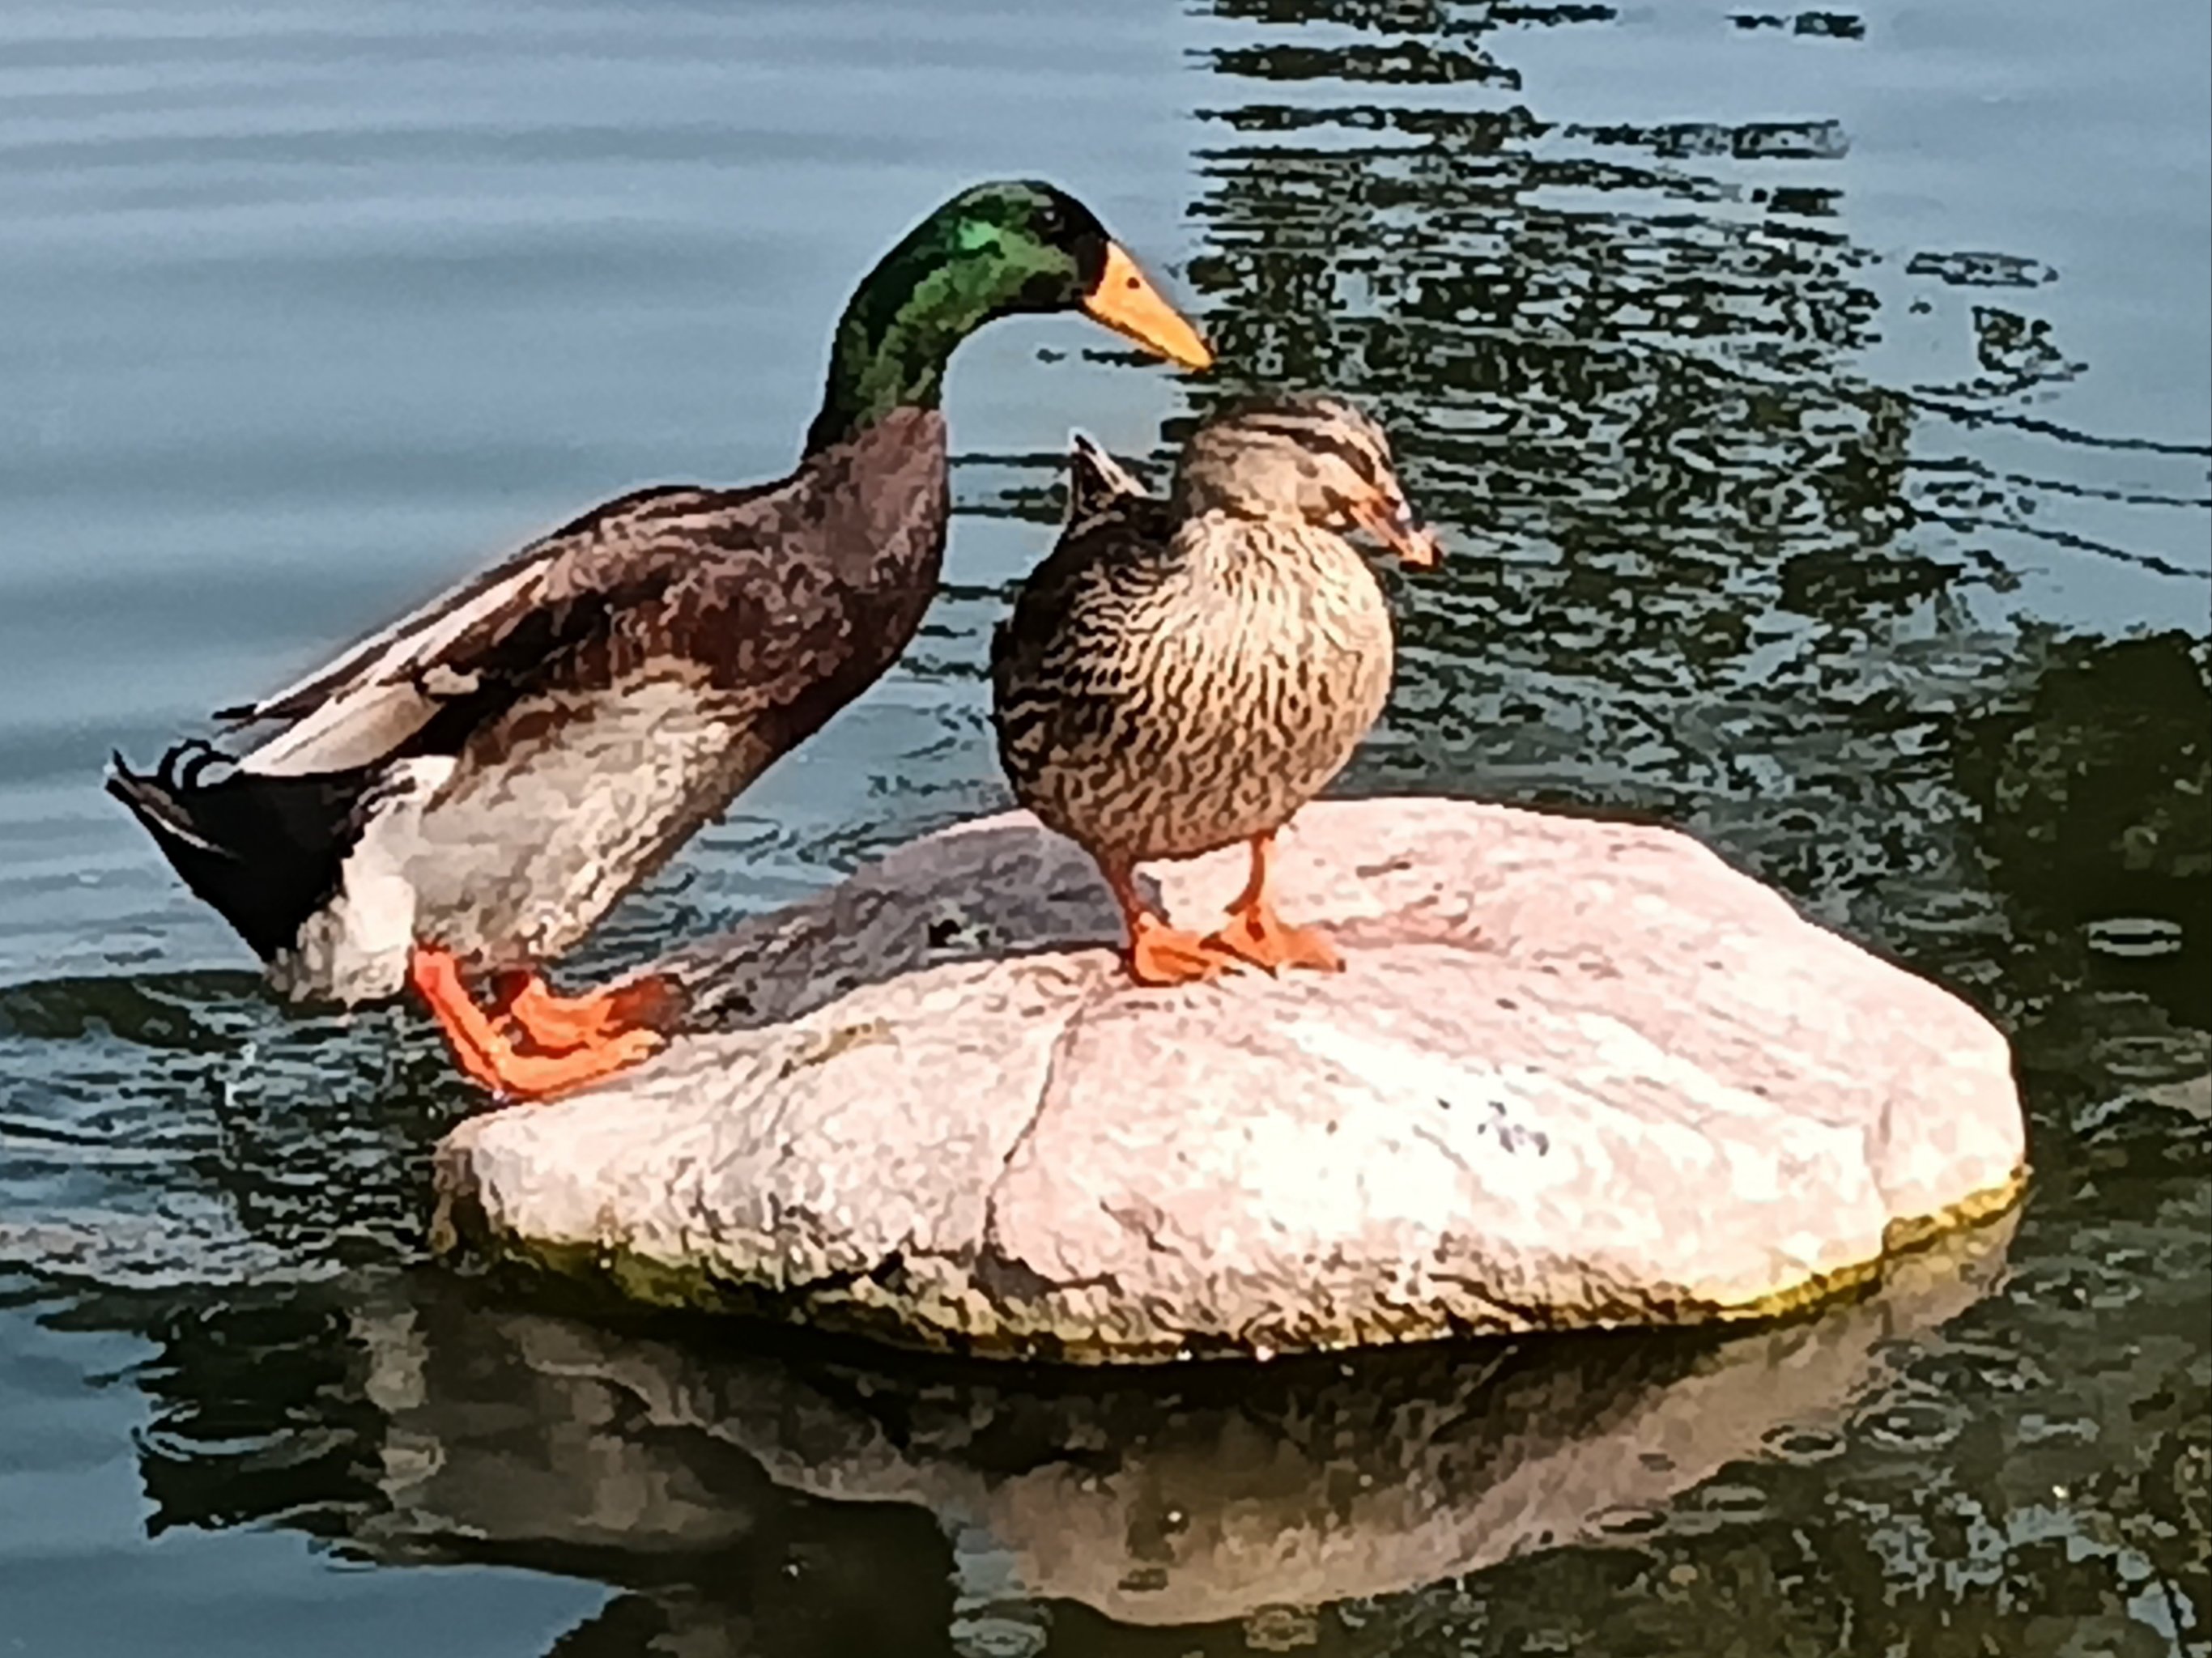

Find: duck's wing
<box><xmin>229</xmin><ymin>481</ymin><xmax>781</xmax><ymax>777</ymax></box>
<box><xmin>990</xmin><ymin>486</ymin><xmax>1185</xmax><ymax>721</ymax></box>
<box><xmin>1062</xmin><ymin>432</ymin><xmax>1151</xmax><ymax>538</ymax></box>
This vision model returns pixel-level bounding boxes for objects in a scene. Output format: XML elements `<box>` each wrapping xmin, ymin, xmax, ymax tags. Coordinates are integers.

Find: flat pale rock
<box><xmin>432</xmin><ymin>798</ymin><xmax>2026</xmax><ymax>1362</ymax></box>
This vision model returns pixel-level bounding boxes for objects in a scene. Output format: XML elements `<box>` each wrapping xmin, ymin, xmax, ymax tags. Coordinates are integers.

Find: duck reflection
<box><xmin>123</xmin><ymin>1213</ymin><xmax>2014</xmax><ymax>1656</ymax></box>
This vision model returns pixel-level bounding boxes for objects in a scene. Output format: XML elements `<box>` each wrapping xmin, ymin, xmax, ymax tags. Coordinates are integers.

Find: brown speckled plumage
<box><xmin>992</xmin><ymin>397</ymin><xmax>1433</xmax><ymax>931</ymax></box>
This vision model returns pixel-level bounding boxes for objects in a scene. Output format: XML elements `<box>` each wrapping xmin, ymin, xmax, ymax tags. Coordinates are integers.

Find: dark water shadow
<box><xmin>0</xmin><ymin>968</ymin><xmax>468</xmax><ymax>1290</ymax></box>
<box><xmin>60</xmin><ymin>1211</ymin><xmax>2011</xmax><ymax>1657</ymax></box>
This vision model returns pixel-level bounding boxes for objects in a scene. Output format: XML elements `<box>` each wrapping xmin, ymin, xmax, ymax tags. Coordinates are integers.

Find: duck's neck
<box><xmin>805</xmin><ymin>249</ymin><xmax>1006</xmax><ymax>455</ymax></box>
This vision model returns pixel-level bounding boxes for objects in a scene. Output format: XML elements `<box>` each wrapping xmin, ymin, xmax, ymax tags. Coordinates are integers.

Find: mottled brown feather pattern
<box><xmin>993</xmin><ymin>398</ymin><xmax>1408</xmax><ymax>874</ymax></box>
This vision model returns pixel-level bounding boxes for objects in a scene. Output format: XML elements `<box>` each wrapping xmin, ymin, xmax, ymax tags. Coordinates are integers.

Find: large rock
<box><xmin>432</xmin><ymin>798</ymin><xmax>2026</xmax><ymax>1362</ymax></box>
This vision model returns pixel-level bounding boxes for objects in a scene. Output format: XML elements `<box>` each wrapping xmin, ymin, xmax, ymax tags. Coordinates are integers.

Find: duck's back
<box><xmin>401</xmin><ymin>410</ymin><xmax>951</xmax><ymax>971</ymax></box>
<box><xmin>219</xmin><ymin>408</ymin><xmax>951</xmax><ymax>1001</ymax></box>
<box><xmin>992</xmin><ymin>508</ymin><xmax>1393</xmax><ymax>866</ymax></box>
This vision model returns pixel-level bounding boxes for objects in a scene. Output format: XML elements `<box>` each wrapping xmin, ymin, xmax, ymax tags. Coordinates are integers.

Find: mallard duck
<box><xmin>991</xmin><ymin>394</ymin><xmax>1438</xmax><ymax>986</ymax></box>
<box><xmin>107</xmin><ymin>180</ymin><xmax>1211</xmax><ymax>1101</ymax></box>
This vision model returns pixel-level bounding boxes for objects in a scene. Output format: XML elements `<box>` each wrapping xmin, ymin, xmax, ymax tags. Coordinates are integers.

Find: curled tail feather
<box><xmin>106</xmin><ymin>742</ymin><xmax>377</xmax><ymax>962</ymax></box>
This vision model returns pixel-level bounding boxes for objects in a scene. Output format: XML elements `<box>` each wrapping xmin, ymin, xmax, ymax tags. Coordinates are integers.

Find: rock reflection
<box><xmin>121</xmin><ymin>1216</ymin><xmax>2014</xmax><ymax>1655</ymax></box>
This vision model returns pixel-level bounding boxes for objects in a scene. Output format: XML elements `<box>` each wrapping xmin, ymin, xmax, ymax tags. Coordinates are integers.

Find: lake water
<box><xmin>2</xmin><ymin>1</ymin><xmax>2206</xmax><ymax>1653</ymax></box>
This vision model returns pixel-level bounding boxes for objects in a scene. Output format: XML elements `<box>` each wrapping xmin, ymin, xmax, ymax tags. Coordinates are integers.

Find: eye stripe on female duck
<box><xmin>991</xmin><ymin>394</ymin><xmax>1438</xmax><ymax>988</ymax></box>
<box><xmin>107</xmin><ymin>180</ymin><xmax>1211</xmax><ymax>1103</ymax></box>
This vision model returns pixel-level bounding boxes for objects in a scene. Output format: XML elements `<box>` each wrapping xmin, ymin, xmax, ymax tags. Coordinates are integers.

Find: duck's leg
<box><xmin>1204</xmin><ymin>831</ymin><xmax>1342</xmax><ymax>975</ymax></box>
<box><xmin>495</xmin><ymin>971</ymin><xmax>673</xmax><ymax>1055</ymax></box>
<box><xmin>1100</xmin><ymin>859</ymin><xmax>1237</xmax><ymax>988</ymax></box>
<box><xmin>410</xmin><ymin>946</ymin><xmax>663</xmax><ymax>1103</ymax></box>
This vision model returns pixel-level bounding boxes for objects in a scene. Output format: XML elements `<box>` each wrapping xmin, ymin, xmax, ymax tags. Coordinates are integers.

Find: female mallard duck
<box><xmin>991</xmin><ymin>394</ymin><xmax>1438</xmax><ymax>987</ymax></box>
<box><xmin>107</xmin><ymin>180</ymin><xmax>1210</xmax><ymax>1100</ymax></box>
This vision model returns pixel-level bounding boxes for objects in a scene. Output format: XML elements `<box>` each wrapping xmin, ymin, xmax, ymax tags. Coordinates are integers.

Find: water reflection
<box><xmin>1955</xmin><ymin>628</ymin><xmax>2211</xmax><ymax>1030</ymax></box>
<box><xmin>0</xmin><ymin>970</ymin><xmax>457</xmax><ymax>1291</ymax></box>
<box><xmin>99</xmin><ymin>1214</ymin><xmax>2011</xmax><ymax>1656</ymax></box>
<box><xmin>1145</xmin><ymin>0</ymin><xmax>2209</xmax><ymax>1012</ymax></box>
<box><xmin>1</xmin><ymin>0</ymin><xmax>2206</xmax><ymax>1652</ymax></box>
<box><xmin>6</xmin><ymin>609</ymin><xmax>2196</xmax><ymax>1650</ymax></box>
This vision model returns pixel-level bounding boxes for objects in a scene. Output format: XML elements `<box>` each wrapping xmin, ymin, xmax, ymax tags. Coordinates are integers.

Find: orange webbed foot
<box><xmin>410</xmin><ymin>948</ymin><xmax>666</xmax><ymax>1104</ymax></box>
<box><xmin>1202</xmin><ymin>829</ymin><xmax>1344</xmax><ymax>976</ymax></box>
<box><xmin>498</xmin><ymin>972</ymin><xmax>674</xmax><ymax>1055</ymax></box>
<box><xmin>1126</xmin><ymin>914</ymin><xmax>1240</xmax><ymax>988</ymax></box>
<box><xmin>1205</xmin><ymin>903</ymin><xmax>1343</xmax><ymax>976</ymax></box>
<box><xmin>487</xmin><ymin>1026</ymin><xmax>666</xmax><ymax>1101</ymax></box>
<box><xmin>1099</xmin><ymin>858</ymin><xmax>1239</xmax><ymax>988</ymax></box>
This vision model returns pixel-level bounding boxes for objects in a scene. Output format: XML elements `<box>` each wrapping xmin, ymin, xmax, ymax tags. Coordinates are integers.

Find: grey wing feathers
<box><xmin>993</xmin><ymin>512</ymin><xmax>1174</xmax><ymax>718</ymax></box>
<box><xmin>994</xmin><ymin>440</ymin><xmax>1154</xmax><ymax>709</ymax></box>
<box><xmin>228</xmin><ymin>483</ymin><xmax>772</xmax><ymax>776</ymax></box>
<box><xmin>221</xmin><ymin>486</ymin><xmax>706</xmax><ymax>725</ymax></box>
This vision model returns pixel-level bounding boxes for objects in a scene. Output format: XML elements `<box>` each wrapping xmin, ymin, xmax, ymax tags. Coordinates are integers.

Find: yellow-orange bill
<box><xmin>1084</xmin><ymin>241</ymin><xmax>1214</xmax><ymax>370</ymax></box>
<box><xmin>1355</xmin><ymin>499</ymin><xmax>1443</xmax><ymax>568</ymax></box>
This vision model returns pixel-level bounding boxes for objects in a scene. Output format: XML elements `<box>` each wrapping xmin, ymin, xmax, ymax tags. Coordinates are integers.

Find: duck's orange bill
<box><xmin>1085</xmin><ymin>242</ymin><xmax>1213</xmax><ymax>370</ymax></box>
<box><xmin>1355</xmin><ymin>497</ymin><xmax>1444</xmax><ymax>568</ymax></box>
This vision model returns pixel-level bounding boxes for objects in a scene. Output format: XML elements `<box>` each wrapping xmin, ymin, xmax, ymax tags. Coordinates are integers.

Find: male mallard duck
<box><xmin>108</xmin><ymin>180</ymin><xmax>1210</xmax><ymax>1100</ymax></box>
<box><xmin>991</xmin><ymin>394</ymin><xmax>1438</xmax><ymax>986</ymax></box>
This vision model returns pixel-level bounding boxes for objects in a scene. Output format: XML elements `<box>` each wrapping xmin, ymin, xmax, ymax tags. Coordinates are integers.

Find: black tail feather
<box><xmin>106</xmin><ymin>743</ymin><xmax>377</xmax><ymax>962</ymax></box>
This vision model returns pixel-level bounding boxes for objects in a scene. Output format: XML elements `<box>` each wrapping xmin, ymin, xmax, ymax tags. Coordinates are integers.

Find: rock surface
<box><xmin>432</xmin><ymin>798</ymin><xmax>2027</xmax><ymax>1362</ymax></box>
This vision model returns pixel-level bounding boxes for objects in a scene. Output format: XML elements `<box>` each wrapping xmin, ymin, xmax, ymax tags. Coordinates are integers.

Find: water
<box><xmin>1</xmin><ymin>0</ymin><xmax>2206</xmax><ymax>1652</ymax></box>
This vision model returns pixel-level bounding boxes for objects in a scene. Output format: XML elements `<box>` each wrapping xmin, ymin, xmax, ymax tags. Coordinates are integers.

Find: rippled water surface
<box><xmin>2</xmin><ymin>2</ymin><xmax>2207</xmax><ymax>1653</ymax></box>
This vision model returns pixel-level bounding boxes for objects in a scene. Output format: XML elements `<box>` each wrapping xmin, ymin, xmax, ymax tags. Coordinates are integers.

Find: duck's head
<box><xmin>917</xmin><ymin>181</ymin><xmax>1214</xmax><ymax>370</ymax></box>
<box><xmin>1172</xmin><ymin>395</ymin><xmax>1441</xmax><ymax>567</ymax></box>
<box><xmin>810</xmin><ymin>181</ymin><xmax>1213</xmax><ymax>451</ymax></box>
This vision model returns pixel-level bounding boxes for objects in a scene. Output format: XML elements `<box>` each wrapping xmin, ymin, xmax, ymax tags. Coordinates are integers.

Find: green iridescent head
<box><xmin>806</xmin><ymin>181</ymin><xmax>1211</xmax><ymax>453</ymax></box>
